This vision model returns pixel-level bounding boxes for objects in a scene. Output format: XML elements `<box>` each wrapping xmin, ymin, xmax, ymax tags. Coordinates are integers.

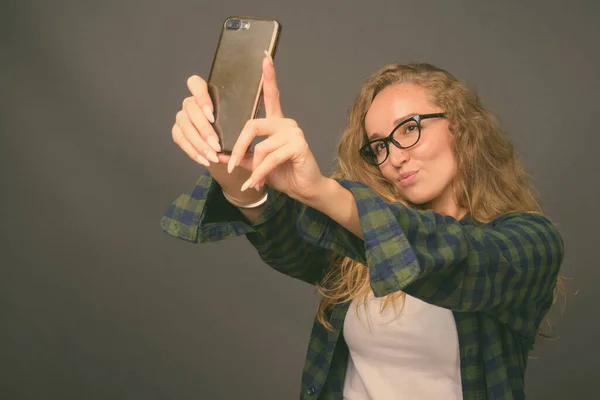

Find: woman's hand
<box><xmin>172</xmin><ymin>77</ymin><xmax>225</xmax><ymax>168</ymax></box>
<box><xmin>171</xmin><ymin>52</ymin><xmax>326</xmax><ymax>203</ymax></box>
<box><xmin>227</xmin><ymin>54</ymin><xmax>326</xmax><ymax>202</ymax></box>
<box><xmin>172</xmin><ymin>69</ymin><xmax>258</xmax><ymax>203</ymax></box>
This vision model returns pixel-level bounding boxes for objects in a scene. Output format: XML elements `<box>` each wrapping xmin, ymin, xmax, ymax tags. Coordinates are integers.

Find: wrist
<box><xmin>222</xmin><ymin>186</ymin><xmax>267</xmax><ymax>205</ymax></box>
<box><xmin>209</xmin><ymin>164</ymin><xmax>262</xmax><ymax>203</ymax></box>
<box><xmin>297</xmin><ymin>177</ymin><xmax>336</xmax><ymax>209</ymax></box>
<box><xmin>223</xmin><ymin>189</ymin><xmax>268</xmax><ymax>209</ymax></box>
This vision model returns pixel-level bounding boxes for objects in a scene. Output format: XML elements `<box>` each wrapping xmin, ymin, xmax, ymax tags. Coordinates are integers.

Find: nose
<box><xmin>387</xmin><ymin>143</ymin><xmax>409</xmax><ymax>167</ymax></box>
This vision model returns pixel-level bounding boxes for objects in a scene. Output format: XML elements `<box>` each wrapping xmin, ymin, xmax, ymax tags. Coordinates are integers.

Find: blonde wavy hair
<box><xmin>316</xmin><ymin>62</ymin><xmax>563</xmax><ymax>336</ymax></box>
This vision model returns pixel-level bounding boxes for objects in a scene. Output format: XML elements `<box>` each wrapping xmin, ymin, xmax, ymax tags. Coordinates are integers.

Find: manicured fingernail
<box><xmin>254</xmin><ymin>184</ymin><xmax>260</xmax><ymax>192</ymax></box>
<box><xmin>207</xmin><ymin>136</ymin><xmax>221</xmax><ymax>152</ymax></box>
<box><xmin>240</xmin><ymin>177</ymin><xmax>253</xmax><ymax>192</ymax></box>
<box><xmin>196</xmin><ymin>155</ymin><xmax>210</xmax><ymax>167</ymax></box>
<box><xmin>204</xmin><ymin>149</ymin><xmax>219</xmax><ymax>163</ymax></box>
<box><xmin>202</xmin><ymin>105</ymin><xmax>215</xmax><ymax>123</ymax></box>
<box><xmin>227</xmin><ymin>155</ymin><xmax>237</xmax><ymax>174</ymax></box>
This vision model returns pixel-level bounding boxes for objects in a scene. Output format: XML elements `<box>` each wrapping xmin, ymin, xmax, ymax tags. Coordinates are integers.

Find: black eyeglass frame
<box><xmin>359</xmin><ymin>113</ymin><xmax>447</xmax><ymax>166</ymax></box>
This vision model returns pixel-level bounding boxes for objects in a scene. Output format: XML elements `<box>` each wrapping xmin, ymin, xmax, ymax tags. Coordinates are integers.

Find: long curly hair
<box><xmin>316</xmin><ymin>62</ymin><xmax>563</xmax><ymax>336</ymax></box>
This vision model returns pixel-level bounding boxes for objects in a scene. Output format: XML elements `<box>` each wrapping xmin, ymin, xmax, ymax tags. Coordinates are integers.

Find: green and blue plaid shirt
<box><xmin>161</xmin><ymin>169</ymin><xmax>564</xmax><ymax>400</ymax></box>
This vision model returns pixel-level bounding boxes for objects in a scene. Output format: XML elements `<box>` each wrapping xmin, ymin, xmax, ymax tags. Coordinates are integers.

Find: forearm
<box><xmin>239</xmin><ymin>178</ymin><xmax>357</xmax><ymax>225</ymax></box>
<box><xmin>299</xmin><ymin>177</ymin><xmax>563</xmax><ymax>315</ymax></box>
<box><xmin>238</xmin><ymin>203</ymin><xmax>265</xmax><ymax>223</ymax></box>
<box><xmin>301</xmin><ymin>177</ymin><xmax>363</xmax><ymax>239</ymax></box>
<box><xmin>227</xmin><ymin>175</ymin><xmax>359</xmax><ymax>235</ymax></box>
<box><xmin>221</xmin><ymin>182</ymin><xmax>267</xmax><ymax>223</ymax></box>
<box><xmin>244</xmin><ymin>192</ymin><xmax>333</xmax><ymax>285</ymax></box>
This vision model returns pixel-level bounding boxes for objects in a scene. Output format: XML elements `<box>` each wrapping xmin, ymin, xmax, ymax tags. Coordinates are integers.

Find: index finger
<box><xmin>227</xmin><ymin>118</ymin><xmax>292</xmax><ymax>173</ymax></box>
<box><xmin>262</xmin><ymin>51</ymin><xmax>283</xmax><ymax>118</ymax></box>
<box><xmin>187</xmin><ymin>75</ymin><xmax>215</xmax><ymax>123</ymax></box>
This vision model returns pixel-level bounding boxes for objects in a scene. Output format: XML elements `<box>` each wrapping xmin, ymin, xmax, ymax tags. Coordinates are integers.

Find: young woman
<box><xmin>162</xmin><ymin>56</ymin><xmax>564</xmax><ymax>399</ymax></box>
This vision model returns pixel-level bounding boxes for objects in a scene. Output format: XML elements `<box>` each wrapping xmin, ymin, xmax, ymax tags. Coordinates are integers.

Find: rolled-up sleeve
<box><xmin>295</xmin><ymin>178</ymin><xmax>564</xmax><ymax>333</ymax></box>
<box><xmin>160</xmin><ymin>169</ymin><xmax>335</xmax><ymax>285</ymax></box>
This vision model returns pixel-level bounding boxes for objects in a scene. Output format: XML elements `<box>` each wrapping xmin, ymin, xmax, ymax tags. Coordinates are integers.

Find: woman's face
<box><xmin>364</xmin><ymin>83</ymin><xmax>460</xmax><ymax>215</ymax></box>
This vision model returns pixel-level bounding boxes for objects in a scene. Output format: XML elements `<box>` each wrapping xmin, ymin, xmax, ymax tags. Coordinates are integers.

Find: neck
<box><xmin>427</xmin><ymin>188</ymin><xmax>467</xmax><ymax>220</ymax></box>
<box><xmin>435</xmin><ymin>202</ymin><xmax>468</xmax><ymax>220</ymax></box>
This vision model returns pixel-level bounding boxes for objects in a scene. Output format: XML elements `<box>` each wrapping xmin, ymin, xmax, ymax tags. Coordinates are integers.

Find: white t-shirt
<box><xmin>342</xmin><ymin>289</ymin><xmax>462</xmax><ymax>399</ymax></box>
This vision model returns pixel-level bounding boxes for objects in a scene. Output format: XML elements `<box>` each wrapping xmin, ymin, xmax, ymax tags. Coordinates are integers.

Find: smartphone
<box><xmin>207</xmin><ymin>16</ymin><xmax>282</xmax><ymax>153</ymax></box>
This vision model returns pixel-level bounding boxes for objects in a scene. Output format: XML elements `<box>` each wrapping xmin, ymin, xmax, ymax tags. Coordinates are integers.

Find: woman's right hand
<box><xmin>171</xmin><ymin>75</ymin><xmax>260</xmax><ymax>200</ymax></box>
<box><xmin>172</xmin><ymin>75</ymin><xmax>225</xmax><ymax>167</ymax></box>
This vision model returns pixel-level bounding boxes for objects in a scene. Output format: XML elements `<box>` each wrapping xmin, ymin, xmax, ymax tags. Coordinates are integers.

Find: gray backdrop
<box><xmin>2</xmin><ymin>0</ymin><xmax>599</xmax><ymax>398</ymax></box>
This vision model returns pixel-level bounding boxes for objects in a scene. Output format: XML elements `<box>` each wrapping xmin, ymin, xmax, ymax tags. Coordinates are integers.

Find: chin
<box><xmin>399</xmin><ymin>188</ymin><xmax>436</xmax><ymax>206</ymax></box>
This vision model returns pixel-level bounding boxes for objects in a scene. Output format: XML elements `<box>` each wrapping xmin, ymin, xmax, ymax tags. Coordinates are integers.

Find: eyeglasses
<box><xmin>359</xmin><ymin>113</ymin><xmax>447</xmax><ymax>166</ymax></box>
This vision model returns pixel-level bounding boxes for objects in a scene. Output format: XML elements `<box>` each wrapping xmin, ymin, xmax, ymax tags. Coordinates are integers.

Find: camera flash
<box><xmin>241</xmin><ymin>21</ymin><xmax>250</xmax><ymax>30</ymax></box>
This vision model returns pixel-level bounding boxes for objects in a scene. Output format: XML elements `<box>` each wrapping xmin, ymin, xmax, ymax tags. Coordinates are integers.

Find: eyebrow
<box><xmin>367</xmin><ymin>113</ymin><xmax>417</xmax><ymax>140</ymax></box>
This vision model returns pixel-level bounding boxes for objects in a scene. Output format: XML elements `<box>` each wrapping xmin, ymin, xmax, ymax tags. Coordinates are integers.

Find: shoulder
<box><xmin>489</xmin><ymin>212</ymin><xmax>560</xmax><ymax>235</ymax></box>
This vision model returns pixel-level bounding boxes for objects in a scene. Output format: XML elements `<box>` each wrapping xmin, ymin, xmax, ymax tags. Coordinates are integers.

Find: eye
<box><xmin>401</xmin><ymin>122</ymin><xmax>419</xmax><ymax>134</ymax></box>
<box><xmin>370</xmin><ymin>141</ymin><xmax>386</xmax><ymax>154</ymax></box>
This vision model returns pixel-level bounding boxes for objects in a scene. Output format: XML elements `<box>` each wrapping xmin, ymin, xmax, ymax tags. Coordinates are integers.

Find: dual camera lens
<box><xmin>225</xmin><ymin>19</ymin><xmax>247</xmax><ymax>30</ymax></box>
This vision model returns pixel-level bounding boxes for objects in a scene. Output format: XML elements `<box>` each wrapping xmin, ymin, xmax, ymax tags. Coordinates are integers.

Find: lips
<box><xmin>399</xmin><ymin>170</ymin><xmax>418</xmax><ymax>180</ymax></box>
<box><xmin>397</xmin><ymin>170</ymin><xmax>419</xmax><ymax>186</ymax></box>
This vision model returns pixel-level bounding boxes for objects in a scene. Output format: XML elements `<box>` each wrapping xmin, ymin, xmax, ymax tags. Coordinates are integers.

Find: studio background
<box><xmin>2</xmin><ymin>0</ymin><xmax>599</xmax><ymax>398</ymax></box>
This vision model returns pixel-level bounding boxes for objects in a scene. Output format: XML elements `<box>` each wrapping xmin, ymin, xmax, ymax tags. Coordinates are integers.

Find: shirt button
<box><xmin>307</xmin><ymin>386</ymin><xmax>316</xmax><ymax>395</ymax></box>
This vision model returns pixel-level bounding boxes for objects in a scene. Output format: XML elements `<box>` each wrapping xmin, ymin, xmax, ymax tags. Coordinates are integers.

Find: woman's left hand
<box><xmin>224</xmin><ymin>53</ymin><xmax>326</xmax><ymax>202</ymax></box>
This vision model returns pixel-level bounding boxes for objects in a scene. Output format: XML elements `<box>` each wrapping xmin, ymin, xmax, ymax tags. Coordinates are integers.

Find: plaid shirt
<box><xmin>161</xmin><ymin>169</ymin><xmax>564</xmax><ymax>400</ymax></box>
